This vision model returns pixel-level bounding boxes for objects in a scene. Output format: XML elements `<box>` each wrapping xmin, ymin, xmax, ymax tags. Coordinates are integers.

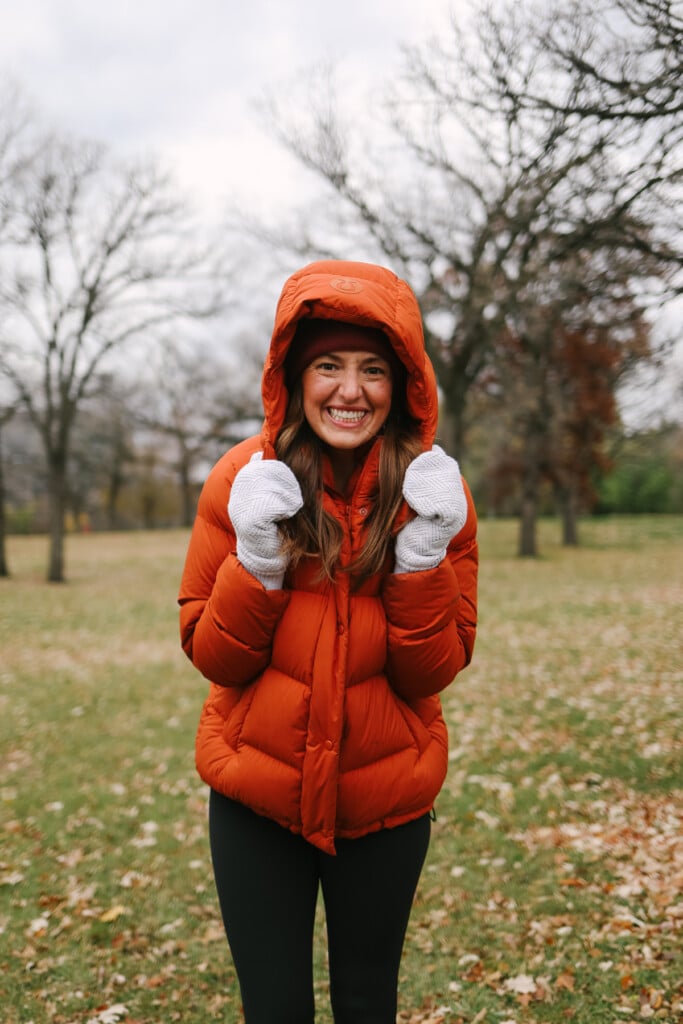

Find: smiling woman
<box><xmin>177</xmin><ymin>258</ymin><xmax>479</xmax><ymax>1023</ymax></box>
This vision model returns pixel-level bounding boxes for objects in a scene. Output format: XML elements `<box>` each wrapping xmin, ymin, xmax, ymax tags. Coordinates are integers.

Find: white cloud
<box><xmin>0</xmin><ymin>0</ymin><xmax>454</xmax><ymax>212</ymax></box>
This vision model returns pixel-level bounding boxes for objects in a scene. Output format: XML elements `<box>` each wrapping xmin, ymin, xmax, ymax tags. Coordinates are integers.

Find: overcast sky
<box><xmin>1</xmin><ymin>0</ymin><xmax>454</xmax><ymax>217</ymax></box>
<box><xmin>2</xmin><ymin>0</ymin><xmax>680</xmax><ymax>421</ymax></box>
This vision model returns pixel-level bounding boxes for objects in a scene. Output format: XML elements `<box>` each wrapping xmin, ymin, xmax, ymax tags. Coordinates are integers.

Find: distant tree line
<box><xmin>3</xmin><ymin>381</ymin><xmax>680</xmax><ymax>541</ymax></box>
<box><xmin>1</xmin><ymin>0</ymin><xmax>682</xmax><ymax>581</ymax></box>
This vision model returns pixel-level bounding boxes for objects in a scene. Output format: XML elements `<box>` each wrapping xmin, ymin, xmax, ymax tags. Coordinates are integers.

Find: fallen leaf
<box><xmin>0</xmin><ymin>869</ymin><xmax>25</xmax><ymax>885</ymax></box>
<box><xmin>86</xmin><ymin>1006</ymin><xmax>128</xmax><ymax>1024</ymax></box>
<box><xmin>504</xmin><ymin>974</ymin><xmax>537</xmax><ymax>994</ymax></box>
<box><xmin>26</xmin><ymin>916</ymin><xmax>49</xmax><ymax>938</ymax></box>
<box><xmin>99</xmin><ymin>905</ymin><xmax>127</xmax><ymax>923</ymax></box>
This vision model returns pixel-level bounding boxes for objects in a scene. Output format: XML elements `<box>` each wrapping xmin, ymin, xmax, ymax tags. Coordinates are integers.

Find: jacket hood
<box><xmin>260</xmin><ymin>260</ymin><xmax>439</xmax><ymax>452</ymax></box>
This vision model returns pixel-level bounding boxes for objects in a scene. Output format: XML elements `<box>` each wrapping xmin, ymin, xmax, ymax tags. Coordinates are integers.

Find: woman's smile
<box><xmin>326</xmin><ymin>406</ymin><xmax>369</xmax><ymax>425</ymax></box>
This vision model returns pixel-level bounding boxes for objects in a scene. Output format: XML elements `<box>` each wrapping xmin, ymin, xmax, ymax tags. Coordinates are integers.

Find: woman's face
<box><xmin>301</xmin><ymin>348</ymin><xmax>393</xmax><ymax>452</ymax></box>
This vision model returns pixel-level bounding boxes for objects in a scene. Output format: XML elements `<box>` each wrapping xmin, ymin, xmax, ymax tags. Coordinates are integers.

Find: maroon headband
<box><xmin>285</xmin><ymin>319</ymin><xmax>401</xmax><ymax>382</ymax></box>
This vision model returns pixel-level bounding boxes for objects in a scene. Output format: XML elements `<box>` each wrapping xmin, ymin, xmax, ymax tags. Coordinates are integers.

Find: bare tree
<box><xmin>0</xmin><ymin>82</ymin><xmax>40</xmax><ymax>576</ymax></box>
<box><xmin>254</xmin><ymin>0</ymin><xmax>676</xmax><ymax>555</ymax></box>
<box><xmin>530</xmin><ymin>0</ymin><xmax>682</xmax><ymax>123</ymax></box>
<box><xmin>64</xmin><ymin>377</ymin><xmax>139</xmax><ymax>531</ymax></box>
<box><xmin>133</xmin><ymin>336</ymin><xmax>264</xmax><ymax>527</ymax></box>
<box><xmin>497</xmin><ymin>0</ymin><xmax>683</xmax><ymax>289</ymax></box>
<box><xmin>0</xmin><ymin>133</ymin><xmax>226</xmax><ymax>580</ymax></box>
<box><xmin>0</xmin><ymin>80</ymin><xmax>38</xmax><ymax>239</ymax></box>
<box><xmin>90</xmin><ymin>379</ymin><xmax>138</xmax><ymax>531</ymax></box>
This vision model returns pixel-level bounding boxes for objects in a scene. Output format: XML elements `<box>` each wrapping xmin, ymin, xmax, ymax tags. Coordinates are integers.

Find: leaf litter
<box><xmin>1</xmin><ymin>523</ymin><xmax>681</xmax><ymax>1022</ymax></box>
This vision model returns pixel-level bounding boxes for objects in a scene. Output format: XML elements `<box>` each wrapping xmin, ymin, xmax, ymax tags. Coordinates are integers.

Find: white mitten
<box><xmin>394</xmin><ymin>445</ymin><xmax>468</xmax><ymax>573</ymax></box>
<box><xmin>228</xmin><ymin>452</ymin><xmax>304</xmax><ymax>589</ymax></box>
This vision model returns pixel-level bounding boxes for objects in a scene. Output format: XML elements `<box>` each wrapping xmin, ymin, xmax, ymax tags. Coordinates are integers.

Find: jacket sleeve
<box><xmin>381</xmin><ymin>481</ymin><xmax>478</xmax><ymax>700</ymax></box>
<box><xmin>178</xmin><ymin>444</ymin><xmax>290</xmax><ymax>687</ymax></box>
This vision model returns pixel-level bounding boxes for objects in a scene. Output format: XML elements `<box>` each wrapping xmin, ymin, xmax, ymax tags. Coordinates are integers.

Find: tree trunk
<box><xmin>519</xmin><ymin>493</ymin><xmax>538</xmax><ymax>557</ymax></box>
<box><xmin>47</xmin><ymin>461</ymin><xmax>67</xmax><ymax>582</ymax></box>
<box><xmin>106</xmin><ymin>480</ymin><xmax>119</xmax><ymax>531</ymax></box>
<box><xmin>518</xmin><ymin>436</ymin><xmax>541</xmax><ymax>557</ymax></box>
<box><xmin>142</xmin><ymin>492</ymin><xmax>157</xmax><ymax>530</ymax></box>
<box><xmin>558</xmin><ymin>485</ymin><xmax>580</xmax><ymax>546</ymax></box>
<box><xmin>180</xmin><ymin>454</ymin><xmax>194</xmax><ymax>528</ymax></box>
<box><xmin>0</xmin><ymin>425</ymin><xmax>9</xmax><ymax>578</ymax></box>
<box><xmin>438</xmin><ymin>386</ymin><xmax>468</xmax><ymax>460</ymax></box>
<box><xmin>440</xmin><ymin>366</ymin><xmax>473</xmax><ymax>458</ymax></box>
<box><xmin>106</xmin><ymin>464</ymin><xmax>125</xmax><ymax>530</ymax></box>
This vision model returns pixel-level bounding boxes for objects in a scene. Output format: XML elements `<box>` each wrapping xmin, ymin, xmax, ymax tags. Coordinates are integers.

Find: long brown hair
<box><xmin>275</xmin><ymin>381</ymin><xmax>422</xmax><ymax>582</ymax></box>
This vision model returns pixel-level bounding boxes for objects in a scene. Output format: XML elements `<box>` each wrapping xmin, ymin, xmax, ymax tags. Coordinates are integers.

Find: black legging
<box><xmin>209</xmin><ymin>790</ymin><xmax>431</xmax><ymax>1024</ymax></box>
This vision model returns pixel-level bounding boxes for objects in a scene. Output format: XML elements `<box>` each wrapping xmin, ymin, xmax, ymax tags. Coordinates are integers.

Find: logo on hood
<box><xmin>330</xmin><ymin>277</ymin><xmax>364</xmax><ymax>294</ymax></box>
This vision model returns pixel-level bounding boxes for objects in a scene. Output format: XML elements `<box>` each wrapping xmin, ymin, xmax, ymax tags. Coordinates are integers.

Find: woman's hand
<box><xmin>394</xmin><ymin>446</ymin><xmax>468</xmax><ymax>573</ymax></box>
<box><xmin>228</xmin><ymin>452</ymin><xmax>303</xmax><ymax>589</ymax></box>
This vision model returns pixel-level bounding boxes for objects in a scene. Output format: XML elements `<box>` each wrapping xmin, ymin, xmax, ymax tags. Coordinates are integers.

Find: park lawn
<box><xmin>0</xmin><ymin>518</ymin><xmax>681</xmax><ymax>1024</ymax></box>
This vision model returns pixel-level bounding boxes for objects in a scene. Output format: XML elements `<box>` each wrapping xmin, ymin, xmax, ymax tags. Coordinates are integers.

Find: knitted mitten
<box><xmin>228</xmin><ymin>452</ymin><xmax>303</xmax><ymax>589</ymax></box>
<box><xmin>394</xmin><ymin>446</ymin><xmax>468</xmax><ymax>573</ymax></box>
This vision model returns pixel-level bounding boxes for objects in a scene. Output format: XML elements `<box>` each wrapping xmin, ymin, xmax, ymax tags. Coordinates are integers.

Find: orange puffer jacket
<box><xmin>178</xmin><ymin>260</ymin><xmax>478</xmax><ymax>854</ymax></box>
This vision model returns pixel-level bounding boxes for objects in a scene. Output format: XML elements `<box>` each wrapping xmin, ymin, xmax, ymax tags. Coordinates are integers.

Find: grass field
<box><xmin>1</xmin><ymin>518</ymin><xmax>681</xmax><ymax>1024</ymax></box>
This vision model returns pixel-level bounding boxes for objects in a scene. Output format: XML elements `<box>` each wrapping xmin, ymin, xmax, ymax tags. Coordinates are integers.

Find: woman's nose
<box><xmin>336</xmin><ymin>367</ymin><xmax>362</xmax><ymax>399</ymax></box>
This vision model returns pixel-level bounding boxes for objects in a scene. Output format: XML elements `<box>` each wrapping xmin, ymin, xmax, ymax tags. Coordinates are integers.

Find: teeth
<box><xmin>329</xmin><ymin>409</ymin><xmax>366</xmax><ymax>422</ymax></box>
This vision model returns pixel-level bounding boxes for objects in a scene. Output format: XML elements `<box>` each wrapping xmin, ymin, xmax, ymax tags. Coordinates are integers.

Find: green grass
<box><xmin>1</xmin><ymin>519</ymin><xmax>681</xmax><ymax>1023</ymax></box>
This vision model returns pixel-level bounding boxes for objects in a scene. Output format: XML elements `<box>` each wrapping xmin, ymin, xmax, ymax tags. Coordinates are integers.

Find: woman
<box><xmin>178</xmin><ymin>259</ymin><xmax>478</xmax><ymax>1023</ymax></box>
